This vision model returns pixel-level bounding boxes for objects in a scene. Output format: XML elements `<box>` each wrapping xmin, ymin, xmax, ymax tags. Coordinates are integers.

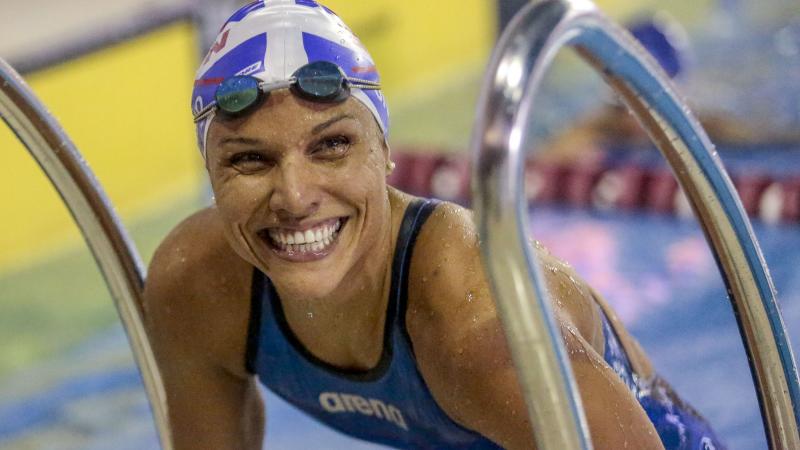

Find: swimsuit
<box><xmin>245</xmin><ymin>198</ymin><xmax>725</xmax><ymax>449</ymax></box>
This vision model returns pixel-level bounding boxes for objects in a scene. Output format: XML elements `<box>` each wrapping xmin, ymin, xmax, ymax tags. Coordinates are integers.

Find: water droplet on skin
<box><xmin>466</xmin><ymin>291</ymin><xmax>475</xmax><ymax>303</ymax></box>
<box><xmin>307</xmin><ymin>312</ymin><xmax>314</xmax><ymax>319</ymax></box>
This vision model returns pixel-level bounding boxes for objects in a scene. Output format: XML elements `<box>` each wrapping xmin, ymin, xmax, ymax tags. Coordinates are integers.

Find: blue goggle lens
<box><xmin>215</xmin><ymin>76</ymin><xmax>261</xmax><ymax>114</ymax></box>
<box><xmin>293</xmin><ymin>61</ymin><xmax>348</xmax><ymax>101</ymax></box>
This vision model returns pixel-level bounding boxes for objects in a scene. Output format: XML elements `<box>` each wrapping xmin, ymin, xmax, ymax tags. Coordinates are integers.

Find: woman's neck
<box><xmin>276</xmin><ymin>189</ymin><xmax>409</xmax><ymax>370</ymax></box>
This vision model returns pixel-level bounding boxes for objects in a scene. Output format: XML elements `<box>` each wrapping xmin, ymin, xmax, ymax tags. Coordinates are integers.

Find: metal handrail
<box><xmin>0</xmin><ymin>58</ymin><xmax>173</xmax><ymax>450</ymax></box>
<box><xmin>471</xmin><ymin>1</ymin><xmax>800</xmax><ymax>449</ymax></box>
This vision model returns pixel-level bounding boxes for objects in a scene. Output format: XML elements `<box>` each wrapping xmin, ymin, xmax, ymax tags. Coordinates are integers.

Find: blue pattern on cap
<box><xmin>302</xmin><ymin>32</ymin><xmax>389</xmax><ymax>135</ymax></box>
<box><xmin>193</xmin><ymin>33</ymin><xmax>267</xmax><ymax>115</ymax></box>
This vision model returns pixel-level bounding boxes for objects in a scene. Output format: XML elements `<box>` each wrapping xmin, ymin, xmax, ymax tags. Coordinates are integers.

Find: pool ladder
<box><xmin>472</xmin><ymin>0</ymin><xmax>800</xmax><ymax>449</ymax></box>
<box><xmin>1</xmin><ymin>0</ymin><xmax>799</xmax><ymax>448</ymax></box>
<box><xmin>0</xmin><ymin>58</ymin><xmax>173</xmax><ymax>449</ymax></box>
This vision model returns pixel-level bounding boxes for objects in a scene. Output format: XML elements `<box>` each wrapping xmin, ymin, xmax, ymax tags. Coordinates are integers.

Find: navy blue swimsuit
<box><xmin>245</xmin><ymin>199</ymin><xmax>725</xmax><ymax>449</ymax></box>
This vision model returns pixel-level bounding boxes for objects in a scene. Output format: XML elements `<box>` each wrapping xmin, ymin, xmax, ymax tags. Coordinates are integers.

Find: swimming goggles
<box><xmin>193</xmin><ymin>61</ymin><xmax>381</xmax><ymax>123</ymax></box>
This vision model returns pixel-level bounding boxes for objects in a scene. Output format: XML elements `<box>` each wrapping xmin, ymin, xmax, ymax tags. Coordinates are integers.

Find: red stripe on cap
<box><xmin>352</xmin><ymin>65</ymin><xmax>377</xmax><ymax>74</ymax></box>
<box><xmin>195</xmin><ymin>77</ymin><xmax>225</xmax><ymax>86</ymax></box>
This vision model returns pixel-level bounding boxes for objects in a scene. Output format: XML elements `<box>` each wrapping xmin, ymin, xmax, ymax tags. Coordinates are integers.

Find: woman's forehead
<box><xmin>207</xmin><ymin>91</ymin><xmax>380</xmax><ymax>148</ymax></box>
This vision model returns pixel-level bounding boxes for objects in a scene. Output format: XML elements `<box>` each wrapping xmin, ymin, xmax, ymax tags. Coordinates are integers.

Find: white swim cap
<box><xmin>192</xmin><ymin>0</ymin><xmax>389</xmax><ymax>158</ymax></box>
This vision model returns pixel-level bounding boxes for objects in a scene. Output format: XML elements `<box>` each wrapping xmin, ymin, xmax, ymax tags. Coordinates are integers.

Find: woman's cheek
<box><xmin>213</xmin><ymin>179</ymin><xmax>258</xmax><ymax>222</ymax></box>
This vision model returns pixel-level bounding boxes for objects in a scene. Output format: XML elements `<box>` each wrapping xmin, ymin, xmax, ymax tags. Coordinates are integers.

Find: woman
<box><xmin>144</xmin><ymin>1</ymin><xmax>724</xmax><ymax>448</ymax></box>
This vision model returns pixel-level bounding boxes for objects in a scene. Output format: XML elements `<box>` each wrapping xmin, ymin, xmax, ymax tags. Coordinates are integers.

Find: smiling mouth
<box><xmin>258</xmin><ymin>217</ymin><xmax>347</xmax><ymax>261</ymax></box>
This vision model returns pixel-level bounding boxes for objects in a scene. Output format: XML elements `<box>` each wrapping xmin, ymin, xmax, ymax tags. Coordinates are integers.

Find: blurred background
<box><xmin>1</xmin><ymin>0</ymin><xmax>799</xmax><ymax>448</ymax></box>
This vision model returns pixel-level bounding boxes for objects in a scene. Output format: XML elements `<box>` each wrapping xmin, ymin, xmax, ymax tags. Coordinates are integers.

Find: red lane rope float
<box><xmin>387</xmin><ymin>149</ymin><xmax>800</xmax><ymax>225</ymax></box>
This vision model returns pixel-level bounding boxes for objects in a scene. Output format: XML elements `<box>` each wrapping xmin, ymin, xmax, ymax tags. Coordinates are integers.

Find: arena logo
<box><xmin>318</xmin><ymin>392</ymin><xmax>408</xmax><ymax>430</ymax></box>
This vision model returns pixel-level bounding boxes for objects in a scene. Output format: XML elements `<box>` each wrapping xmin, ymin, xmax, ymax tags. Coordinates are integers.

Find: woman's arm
<box><xmin>143</xmin><ymin>208</ymin><xmax>265</xmax><ymax>450</ymax></box>
<box><xmin>152</xmin><ymin>337</ymin><xmax>265</xmax><ymax>450</ymax></box>
<box><xmin>407</xmin><ymin>202</ymin><xmax>664</xmax><ymax>450</ymax></box>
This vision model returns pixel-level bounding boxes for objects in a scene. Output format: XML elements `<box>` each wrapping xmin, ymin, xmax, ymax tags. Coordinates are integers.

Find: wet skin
<box><xmin>204</xmin><ymin>91</ymin><xmax>402</xmax><ymax>369</ymax></box>
<box><xmin>143</xmin><ymin>90</ymin><xmax>666</xmax><ymax>449</ymax></box>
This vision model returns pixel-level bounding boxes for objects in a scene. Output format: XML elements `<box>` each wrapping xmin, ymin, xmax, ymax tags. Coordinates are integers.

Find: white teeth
<box><xmin>267</xmin><ymin>218</ymin><xmax>343</xmax><ymax>255</ymax></box>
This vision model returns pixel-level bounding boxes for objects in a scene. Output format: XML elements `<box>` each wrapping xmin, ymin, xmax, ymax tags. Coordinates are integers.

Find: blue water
<box><xmin>534</xmin><ymin>206</ymin><xmax>800</xmax><ymax>449</ymax></box>
<box><xmin>1</xmin><ymin>206</ymin><xmax>798</xmax><ymax>449</ymax></box>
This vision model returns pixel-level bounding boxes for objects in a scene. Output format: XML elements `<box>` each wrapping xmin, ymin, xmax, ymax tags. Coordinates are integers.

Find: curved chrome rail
<box><xmin>0</xmin><ymin>58</ymin><xmax>173</xmax><ymax>450</ymax></box>
<box><xmin>471</xmin><ymin>1</ymin><xmax>800</xmax><ymax>449</ymax></box>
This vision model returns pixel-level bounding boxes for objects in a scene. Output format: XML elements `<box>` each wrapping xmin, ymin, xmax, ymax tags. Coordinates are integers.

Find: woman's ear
<box><xmin>382</xmin><ymin>139</ymin><xmax>394</xmax><ymax>176</ymax></box>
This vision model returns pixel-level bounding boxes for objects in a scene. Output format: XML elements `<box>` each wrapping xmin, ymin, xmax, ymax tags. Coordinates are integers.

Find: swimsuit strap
<box><xmin>388</xmin><ymin>198</ymin><xmax>440</xmax><ymax>339</ymax></box>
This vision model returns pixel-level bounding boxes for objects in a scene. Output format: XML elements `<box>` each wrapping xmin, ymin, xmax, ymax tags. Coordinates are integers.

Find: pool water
<box><xmin>1</xmin><ymin>202</ymin><xmax>797</xmax><ymax>449</ymax></box>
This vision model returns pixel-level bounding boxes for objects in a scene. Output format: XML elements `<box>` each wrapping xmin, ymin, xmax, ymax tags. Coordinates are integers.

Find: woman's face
<box><xmin>205</xmin><ymin>90</ymin><xmax>391</xmax><ymax>300</ymax></box>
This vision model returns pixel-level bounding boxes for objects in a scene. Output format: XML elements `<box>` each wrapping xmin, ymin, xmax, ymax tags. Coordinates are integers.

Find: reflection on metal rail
<box><xmin>471</xmin><ymin>0</ymin><xmax>800</xmax><ymax>449</ymax></box>
<box><xmin>0</xmin><ymin>58</ymin><xmax>173</xmax><ymax>450</ymax></box>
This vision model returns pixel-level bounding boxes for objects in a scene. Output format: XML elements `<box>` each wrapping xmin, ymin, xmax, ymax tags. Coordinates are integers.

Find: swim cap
<box><xmin>192</xmin><ymin>0</ymin><xmax>389</xmax><ymax>158</ymax></box>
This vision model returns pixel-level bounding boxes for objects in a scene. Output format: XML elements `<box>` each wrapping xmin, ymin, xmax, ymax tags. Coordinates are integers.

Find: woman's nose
<box><xmin>268</xmin><ymin>158</ymin><xmax>320</xmax><ymax>219</ymax></box>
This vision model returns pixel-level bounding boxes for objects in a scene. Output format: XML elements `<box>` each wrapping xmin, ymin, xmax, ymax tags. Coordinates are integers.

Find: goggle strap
<box><xmin>351</xmin><ymin>83</ymin><xmax>381</xmax><ymax>90</ymax></box>
<box><xmin>346</xmin><ymin>76</ymin><xmax>380</xmax><ymax>88</ymax></box>
<box><xmin>193</xmin><ymin>104</ymin><xmax>216</xmax><ymax>123</ymax></box>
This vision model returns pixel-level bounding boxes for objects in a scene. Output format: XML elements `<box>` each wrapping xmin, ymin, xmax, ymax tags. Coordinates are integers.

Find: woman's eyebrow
<box><xmin>312</xmin><ymin>114</ymin><xmax>355</xmax><ymax>135</ymax></box>
<box><xmin>219</xmin><ymin>136</ymin><xmax>264</xmax><ymax>147</ymax></box>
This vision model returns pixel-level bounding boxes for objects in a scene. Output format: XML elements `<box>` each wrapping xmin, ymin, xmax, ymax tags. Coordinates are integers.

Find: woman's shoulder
<box><xmin>406</xmin><ymin>200</ymin><xmax>651</xmax><ymax>375</ymax></box>
<box><xmin>406</xmin><ymin>199</ymin><xmax>604</xmax><ymax>353</ymax></box>
<box><xmin>143</xmin><ymin>206</ymin><xmax>254</xmax><ymax>376</ymax></box>
<box><xmin>146</xmin><ymin>206</ymin><xmax>251</xmax><ymax>296</ymax></box>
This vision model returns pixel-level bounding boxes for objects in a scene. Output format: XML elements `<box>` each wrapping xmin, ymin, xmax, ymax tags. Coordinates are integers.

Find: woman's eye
<box><xmin>229</xmin><ymin>152</ymin><xmax>269</xmax><ymax>172</ymax></box>
<box><xmin>313</xmin><ymin>135</ymin><xmax>351</xmax><ymax>158</ymax></box>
